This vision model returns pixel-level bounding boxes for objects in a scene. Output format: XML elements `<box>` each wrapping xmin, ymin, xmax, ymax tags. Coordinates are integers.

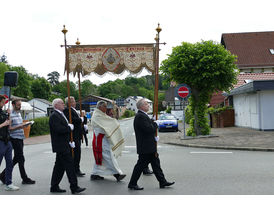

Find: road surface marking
<box><xmin>125</xmin><ymin>145</ymin><xmax>164</xmax><ymax>148</ymax></box>
<box><xmin>190</xmin><ymin>151</ymin><xmax>233</xmax><ymax>154</ymax></box>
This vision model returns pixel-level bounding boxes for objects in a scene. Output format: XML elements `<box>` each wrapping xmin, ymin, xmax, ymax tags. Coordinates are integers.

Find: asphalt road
<box><xmin>1</xmin><ymin>118</ymin><xmax>274</xmax><ymax>195</ymax></box>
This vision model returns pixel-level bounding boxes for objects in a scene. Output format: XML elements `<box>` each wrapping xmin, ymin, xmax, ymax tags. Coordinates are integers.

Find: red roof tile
<box><xmin>209</xmin><ymin>73</ymin><xmax>274</xmax><ymax>106</ymax></box>
<box><xmin>221</xmin><ymin>31</ymin><xmax>274</xmax><ymax>68</ymax></box>
<box><xmin>235</xmin><ymin>72</ymin><xmax>274</xmax><ymax>88</ymax></box>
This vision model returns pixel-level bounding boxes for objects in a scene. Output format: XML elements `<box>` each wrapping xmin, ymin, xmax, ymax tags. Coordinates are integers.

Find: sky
<box><xmin>1</xmin><ymin>0</ymin><xmax>274</xmax><ymax>85</ymax></box>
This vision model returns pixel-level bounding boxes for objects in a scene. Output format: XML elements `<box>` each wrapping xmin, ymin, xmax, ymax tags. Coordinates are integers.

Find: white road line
<box><xmin>190</xmin><ymin>151</ymin><xmax>233</xmax><ymax>154</ymax></box>
<box><xmin>125</xmin><ymin>145</ymin><xmax>164</xmax><ymax>148</ymax></box>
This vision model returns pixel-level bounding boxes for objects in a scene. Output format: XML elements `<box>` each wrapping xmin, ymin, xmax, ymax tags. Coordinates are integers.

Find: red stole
<box><xmin>92</xmin><ymin>133</ymin><xmax>104</xmax><ymax>165</ymax></box>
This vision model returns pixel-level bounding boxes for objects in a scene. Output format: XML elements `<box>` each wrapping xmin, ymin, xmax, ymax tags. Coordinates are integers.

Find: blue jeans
<box><xmin>0</xmin><ymin>141</ymin><xmax>13</xmax><ymax>185</ymax></box>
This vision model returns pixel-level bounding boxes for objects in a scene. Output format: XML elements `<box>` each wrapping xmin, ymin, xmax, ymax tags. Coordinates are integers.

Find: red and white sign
<box><xmin>177</xmin><ymin>86</ymin><xmax>190</xmax><ymax>98</ymax></box>
<box><xmin>3</xmin><ymin>94</ymin><xmax>9</xmax><ymax>104</ymax></box>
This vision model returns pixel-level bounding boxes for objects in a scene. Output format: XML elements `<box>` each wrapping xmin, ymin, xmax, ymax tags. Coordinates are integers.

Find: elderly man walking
<box><xmin>90</xmin><ymin>100</ymin><xmax>126</xmax><ymax>182</ymax></box>
<box><xmin>49</xmin><ymin>98</ymin><xmax>85</xmax><ymax>194</ymax></box>
<box><xmin>128</xmin><ymin>98</ymin><xmax>175</xmax><ymax>190</ymax></box>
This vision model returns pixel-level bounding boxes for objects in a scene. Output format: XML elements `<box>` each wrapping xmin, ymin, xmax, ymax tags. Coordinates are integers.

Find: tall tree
<box><xmin>0</xmin><ymin>54</ymin><xmax>8</xmax><ymax>63</ymax></box>
<box><xmin>10</xmin><ymin>66</ymin><xmax>33</xmax><ymax>99</ymax></box>
<box><xmin>31</xmin><ymin>77</ymin><xmax>51</xmax><ymax>99</ymax></box>
<box><xmin>80</xmin><ymin>80</ymin><xmax>98</xmax><ymax>97</ymax></box>
<box><xmin>47</xmin><ymin>71</ymin><xmax>60</xmax><ymax>86</ymax></box>
<box><xmin>161</xmin><ymin>40</ymin><xmax>238</xmax><ymax>136</ymax></box>
<box><xmin>0</xmin><ymin>62</ymin><xmax>9</xmax><ymax>86</ymax></box>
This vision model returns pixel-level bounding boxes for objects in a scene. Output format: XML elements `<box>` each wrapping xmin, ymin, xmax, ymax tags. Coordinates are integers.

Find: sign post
<box><xmin>175</xmin><ymin>84</ymin><xmax>191</xmax><ymax>139</ymax></box>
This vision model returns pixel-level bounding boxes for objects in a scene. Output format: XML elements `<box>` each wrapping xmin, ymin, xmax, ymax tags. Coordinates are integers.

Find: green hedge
<box><xmin>29</xmin><ymin>117</ymin><xmax>50</xmax><ymax>137</ymax></box>
<box><xmin>121</xmin><ymin>110</ymin><xmax>135</xmax><ymax>118</ymax></box>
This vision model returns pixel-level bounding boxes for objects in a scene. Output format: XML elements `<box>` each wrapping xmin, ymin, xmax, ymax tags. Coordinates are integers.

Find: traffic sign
<box><xmin>3</xmin><ymin>94</ymin><xmax>9</xmax><ymax>104</ymax></box>
<box><xmin>175</xmin><ymin>84</ymin><xmax>191</xmax><ymax>100</ymax></box>
<box><xmin>178</xmin><ymin>86</ymin><xmax>189</xmax><ymax>98</ymax></box>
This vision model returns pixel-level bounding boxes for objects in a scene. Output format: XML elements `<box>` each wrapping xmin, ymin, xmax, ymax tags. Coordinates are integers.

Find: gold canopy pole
<box><xmin>153</xmin><ymin>23</ymin><xmax>161</xmax><ymax>120</ymax></box>
<box><xmin>75</xmin><ymin>38</ymin><xmax>84</xmax><ymax>143</ymax></box>
<box><xmin>62</xmin><ymin>25</ymin><xmax>74</xmax><ymax>157</ymax></box>
<box><xmin>75</xmin><ymin>38</ymin><xmax>83</xmax><ymax>117</ymax></box>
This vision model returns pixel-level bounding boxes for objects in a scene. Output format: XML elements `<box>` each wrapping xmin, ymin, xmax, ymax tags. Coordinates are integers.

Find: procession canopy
<box><xmin>67</xmin><ymin>44</ymin><xmax>155</xmax><ymax>76</ymax></box>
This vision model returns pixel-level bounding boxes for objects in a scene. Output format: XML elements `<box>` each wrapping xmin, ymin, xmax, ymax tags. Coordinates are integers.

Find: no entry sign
<box><xmin>175</xmin><ymin>84</ymin><xmax>191</xmax><ymax>100</ymax></box>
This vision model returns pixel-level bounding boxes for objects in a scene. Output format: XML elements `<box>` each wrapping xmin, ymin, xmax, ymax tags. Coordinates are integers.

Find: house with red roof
<box><xmin>210</xmin><ymin>31</ymin><xmax>274</xmax><ymax>106</ymax></box>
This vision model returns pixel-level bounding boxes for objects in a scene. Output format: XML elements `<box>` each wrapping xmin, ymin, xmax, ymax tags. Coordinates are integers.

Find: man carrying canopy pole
<box><xmin>62</xmin><ymin>25</ymin><xmax>74</xmax><ymax>157</ymax></box>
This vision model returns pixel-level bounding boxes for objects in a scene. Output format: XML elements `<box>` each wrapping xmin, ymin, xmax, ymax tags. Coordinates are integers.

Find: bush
<box><xmin>29</xmin><ymin>117</ymin><xmax>50</xmax><ymax>137</ymax></box>
<box><xmin>207</xmin><ymin>106</ymin><xmax>233</xmax><ymax>114</ymax></box>
<box><xmin>184</xmin><ymin>105</ymin><xmax>192</xmax><ymax>124</ymax></box>
<box><xmin>165</xmin><ymin>106</ymin><xmax>172</xmax><ymax>113</ymax></box>
<box><xmin>121</xmin><ymin>110</ymin><xmax>135</xmax><ymax>118</ymax></box>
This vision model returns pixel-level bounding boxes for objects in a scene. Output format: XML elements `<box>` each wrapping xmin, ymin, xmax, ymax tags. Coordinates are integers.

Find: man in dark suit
<box><xmin>49</xmin><ymin>98</ymin><xmax>85</xmax><ymax>194</ymax></box>
<box><xmin>128</xmin><ymin>98</ymin><xmax>175</xmax><ymax>190</ymax></box>
<box><xmin>64</xmin><ymin>96</ymin><xmax>85</xmax><ymax>177</ymax></box>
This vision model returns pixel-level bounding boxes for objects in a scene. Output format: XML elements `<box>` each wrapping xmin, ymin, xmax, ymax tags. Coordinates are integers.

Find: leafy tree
<box><xmin>31</xmin><ymin>77</ymin><xmax>51</xmax><ymax>99</ymax></box>
<box><xmin>10</xmin><ymin>66</ymin><xmax>33</xmax><ymax>99</ymax></box>
<box><xmin>0</xmin><ymin>62</ymin><xmax>9</xmax><ymax>86</ymax></box>
<box><xmin>161</xmin><ymin>40</ymin><xmax>238</xmax><ymax>136</ymax></box>
<box><xmin>47</xmin><ymin>71</ymin><xmax>60</xmax><ymax>85</ymax></box>
<box><xmin>80</xmin><ymin>79</ymin><xmax>98</xmax><ymax>97</ymax></box>
<box><xmin>52</xmin><ymin>80</ymin><xmax>78</xmax><ymax>100</ymax></box>
<box><xmin>0</xmin><ymin>54</ymin><xmax>8</xmax><ymax>63</ymax></box>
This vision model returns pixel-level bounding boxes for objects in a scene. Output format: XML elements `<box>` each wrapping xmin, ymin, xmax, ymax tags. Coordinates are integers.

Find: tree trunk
<box><xmin>191</xmin><ymin>88</ymin><xmax>202</xmax><ymax>136</ymax></box>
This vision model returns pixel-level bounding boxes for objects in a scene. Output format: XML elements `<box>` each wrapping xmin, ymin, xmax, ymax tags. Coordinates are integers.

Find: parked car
<box><xmin>157</xmin><ymin>114</ymin><xmax>178</xmax><ymax>132</ymax></box>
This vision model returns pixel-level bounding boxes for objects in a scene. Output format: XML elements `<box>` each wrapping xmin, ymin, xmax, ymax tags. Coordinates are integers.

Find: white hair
<box><xmin>65</xmin><ymin>96</ymin><xmax>75</xmax><ymax>105</ymax></box>
<box><xmin>52</xmin><ymin>98</ymin><xmax>63</xmax><ymax>109</ymax></box>
<box><xmin>96</xmin><ymin>100</ymin><xmax>107</xmax><ymax>109</ymax></box>
<box><xmin>136</xmin><ymin>98</ymin><xmax>146</xmax><ymax>109</ymax></box>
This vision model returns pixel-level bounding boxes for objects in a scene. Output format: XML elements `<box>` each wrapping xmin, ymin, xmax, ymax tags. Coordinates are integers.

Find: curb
<box><xmin>165</xmin><ymin>142</ymin><xmax>274</xmax><ymax>152</ymax></box>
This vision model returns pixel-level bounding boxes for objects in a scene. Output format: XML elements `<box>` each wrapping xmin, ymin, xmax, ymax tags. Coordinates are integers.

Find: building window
<box><xmin>269</xmin><ymin>49</ymin><xmax>274</xmax><ymax>54</ymax></box>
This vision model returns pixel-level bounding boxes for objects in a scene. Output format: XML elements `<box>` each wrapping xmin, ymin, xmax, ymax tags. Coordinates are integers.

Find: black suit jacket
<box><xmin>49</xmin><ymin>110</ymin><xmax>71</xmax><ymax>153</ymax></box>
<box><xmin>64</xmin><ymin>107</ymin><xmax>82</xmax><ymax>140</ymax></box>
<box><xmin>133</xmin><ymin>110</ymin><xmax>158</xmax><ymax>154</ymax></box>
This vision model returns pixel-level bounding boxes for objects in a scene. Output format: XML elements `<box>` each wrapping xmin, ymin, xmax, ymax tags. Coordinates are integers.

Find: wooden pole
<box><xmin>62</xmin><ymin>25</ymin><xmax>74</xmax><ymax>156</ymax></box>
<box><xmin>153</xmin><ymin>23</ymin><xmax>161</xmax><ymax>120</ymax></box>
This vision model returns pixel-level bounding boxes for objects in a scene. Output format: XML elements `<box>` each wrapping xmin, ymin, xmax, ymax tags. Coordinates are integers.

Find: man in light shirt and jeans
<box><xmin>0</xmin><ymin>99</ymin><xmax>35</xmax><ymax>185</ymax></box>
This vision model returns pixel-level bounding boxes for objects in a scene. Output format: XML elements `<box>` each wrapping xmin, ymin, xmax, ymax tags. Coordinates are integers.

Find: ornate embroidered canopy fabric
<box><xmin>68</xmin><ymin>44</ymin><xmax>155</xmax><ymax>76</ymax></box>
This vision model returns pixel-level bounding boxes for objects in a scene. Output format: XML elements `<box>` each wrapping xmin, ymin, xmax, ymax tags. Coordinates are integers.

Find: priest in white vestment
<box><xmin>90</xmin><ymin>100</ymin><xmax>126</xmax><ymax>181</ymax></box>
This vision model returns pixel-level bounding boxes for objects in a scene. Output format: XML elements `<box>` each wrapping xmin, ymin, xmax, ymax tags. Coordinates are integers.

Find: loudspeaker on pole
<box><xmin>4</xmin><ymin>71</ymin><xmax>18</xmax><ymax>87</ymax></box>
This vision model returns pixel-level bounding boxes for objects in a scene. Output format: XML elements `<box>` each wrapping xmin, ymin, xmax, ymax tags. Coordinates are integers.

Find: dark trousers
<box><xmin>0</xmin><ymin>141</ymin><xmax>13</xmax><ymax>185</ymax></box>
<box><xmin>128</xmin><ymin>153</ymin><xmax>167</xmax><ymax>186</ymax></box>
<box><xmin>50</xmin><ymin>151</ymin><xmax>78</xmax><ymax>190</ymax></box>
<box><xmin>74</xmin><ymin>138</ymin><xmax>81</xmax><ymax>173</ymax></box>
<box><xmin>0</xmin><ymin>138</ymin><xmax>28</xmax><ymax>181</ymax></box>
<box><xmin>82</xmin><ymin>132</ymin><xmax>88</xmax><ymax>146</ymax></box>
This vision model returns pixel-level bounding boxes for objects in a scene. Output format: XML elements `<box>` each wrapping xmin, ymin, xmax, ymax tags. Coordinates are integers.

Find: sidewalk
<box><xmin>24</xmin><ymin>134</ymin><xmax>51</xmax><ymax>145</ymax></box>
<box><xmin>158</xmin><ymin>123</ymin><xmax>274</xmax><ymax>152</ymax></box>
<box><xmin>24</xmin><ymin>123</ymin><xmax>274</xmax><ymax>152</ymax></box>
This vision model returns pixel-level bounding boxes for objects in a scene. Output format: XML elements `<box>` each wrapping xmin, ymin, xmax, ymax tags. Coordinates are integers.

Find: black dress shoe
<box><xmin>159</xmin><ymin>181</ymin><xmax>175</xmax><ymax>188</ymax></box>
<box><xmin>128</xmin><ymin>185</ymin><xmax>144</xmax><ymax>190</ymax></box>
<box><xmin>113</xmin><ymin>174</ymin><xmax>126</xmax><ymax>182</ymax></box>
<box><xmin>76</xmin><ymin>171</ymin><xmax>85</xmax><ymax>177</ymax></box>
<box><xmin>71</xmin><ymin>187</ymin><xmax>86</xmax><ymax>194</ymax></box>
<box><xmin>90</xmin><ymin>175</ymin><xmax>104</xmax><ymax>180</ymax></box>
<box><xmin>22</xmin><ymin>178</ymin><xmax>36</xmax><ymax>184</ymax></box>
<box><xmin>143</xmin><ymin>168</ymin><xmax>153</xmax><ymax>175</ymax></box>
<box><xmin>50</xmin><ymin>187</ymin><xmax>67</xmax><ymax>193</ymax></box>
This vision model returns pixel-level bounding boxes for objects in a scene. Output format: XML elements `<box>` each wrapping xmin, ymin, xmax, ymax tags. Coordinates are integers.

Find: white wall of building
<box><xmin>259</xmin><ymin>90</ymin><xmax>274</xmax><ymax>130</ymax></box>
<box><xmin>28</xmin><ymin>99</ymin><xmax>51</xmax><ymax>113</ymax></box>
<box><xmin>126</xmin><ymin>96</ymin><xmax>152</xmax><ymax>113</ymax></box>
<box><xmin>233</xmin><ymin>90</ymin><xmax>274</xmax><ymax>130</ymax></box>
